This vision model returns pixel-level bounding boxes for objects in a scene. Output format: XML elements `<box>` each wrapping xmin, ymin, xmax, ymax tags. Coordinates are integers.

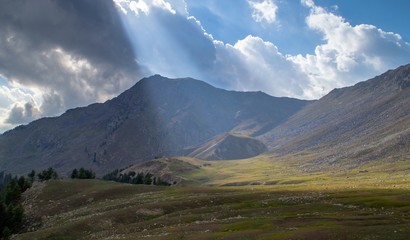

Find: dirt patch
<box><xmin>222</xmin><ymin>181</ymin><xmax>263</xmax><ymax>186</ymax></box>
<box><xmin>21</xmin><ymin>182</ymin><xmax>47</xmax><ymax>232</ymax></box>
<box><xmin>281</xmin><ymin>180</ymin><xmax>307</xmax><ymax>185</ymax></box>
<box><xmin>135</xmin><ymin>208</ymin><xmax>164</xmax><ymax>216</ymax></box>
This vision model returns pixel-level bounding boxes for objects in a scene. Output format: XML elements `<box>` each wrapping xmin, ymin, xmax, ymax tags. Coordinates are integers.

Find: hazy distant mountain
<box><xmin>262</xmin><ymin>64</ymin><xmax>410</xmax><ymax>170</ymax></box>
<box><xmin>0</xmin><ymin>75</ymin><xmax>308</xmax><ymax>176</ymax></box>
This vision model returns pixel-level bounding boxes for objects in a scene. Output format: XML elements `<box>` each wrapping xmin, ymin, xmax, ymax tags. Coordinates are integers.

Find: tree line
<box><xmin>70</xmin><ymin>168</ymin><xmax>95</xmax><ymax>179</ymax></box>
<box><xmin>0</xmin><ymin>167</ymin><xmax>59</xmax><ymax>239</ymax></box>
<box><xmin>102</xmin><ymin>169</ymin><xmax>173</xmax><ymax>186</ymax></box>
<box><xmin>0</xmin><ymin>166</ymin><xmax>170</xmax><ymax>238</ymax></box>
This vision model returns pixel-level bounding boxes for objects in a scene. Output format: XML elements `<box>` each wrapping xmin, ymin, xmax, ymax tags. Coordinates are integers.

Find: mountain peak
<box><xmin>390</xmin><ymin>64</ymin><xmax>410</xmax><ymax>89</ymax></box>
<box><xmin>0</xmin><ymin>76</ymin><xmax>308</xmax><ymax>176</ymax></box>
<box><xmin>359</xmin><ymin>63</ymin><xmax>410</xmax><ymax>91</ymax></box>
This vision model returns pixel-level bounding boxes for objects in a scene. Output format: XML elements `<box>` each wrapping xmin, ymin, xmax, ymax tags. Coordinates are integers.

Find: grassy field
<box><xmin>181</xmin><ymin>154</ymin><xmax>410</xmax><ymax>190</ymax></box>
<box><xmin>14</xmin><ymin>155</ymin><xmax>410</xmax><ymax>240</ymax></box>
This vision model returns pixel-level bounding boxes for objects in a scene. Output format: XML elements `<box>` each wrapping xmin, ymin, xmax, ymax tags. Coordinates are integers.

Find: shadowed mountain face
<box><xmin>0</xmin><ymin>75</ymin><xmax>308</xmax><ymax>176</ymax></box>
<box><xmin>262</xmin><ymin>64</ymin><xmax>410</xmax><ymax>170</ymax></box>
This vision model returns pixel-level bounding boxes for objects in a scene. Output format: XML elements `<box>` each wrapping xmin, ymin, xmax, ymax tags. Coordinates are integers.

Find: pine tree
<box><xmin>4</xmin><ymin>180</ymin><xmax>21</xmax><ymax>205</ymax></box>
<box><xmin>27</xmin><ymin>170</ymin><xmax>36</xmax><ymax>183</ymax></box>
<box><xmin>71</xmin><ymin>169</ymin><xmax>79</xmax><ymax>179</ymax></box>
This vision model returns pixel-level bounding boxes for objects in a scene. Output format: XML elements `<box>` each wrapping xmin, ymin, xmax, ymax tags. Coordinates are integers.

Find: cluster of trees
<box><xmin>71</xmin><ymin>168</ymin><xmax>95</xmax><ymax>179</ymax></box>
<box><xmin>37</xmin><ymin>168</ymin><xmax>59</xmax><ymax>182</ymax></box>
<box><xmin>0</xmin><ymin>172</ymin><xmax>32</xmax><ymax>239</ymax></box>
<box><xmin>103</xmin><ymin>170</ymin><xmax>172</xmax><ymax>186</ymax></box>
<box><xmin>0</xmin><ymin>167</ymin><xmax>59</xmax><ymax>239</ymax></box>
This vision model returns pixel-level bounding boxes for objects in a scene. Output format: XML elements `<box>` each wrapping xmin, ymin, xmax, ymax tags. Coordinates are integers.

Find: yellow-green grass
<box><xmin>180</xmin><ymin>154</ymin><xmax>410</xmax><ymax>191</ymax></box>
<box><xmin>16</xmin><ymin>179</ymin><xmax>410</xmax><ymax>240</ymax></box>
<box><xmin>15</xmin><ymin>154</ymin><xmax>410</xmax><ymax>239</ymax></box>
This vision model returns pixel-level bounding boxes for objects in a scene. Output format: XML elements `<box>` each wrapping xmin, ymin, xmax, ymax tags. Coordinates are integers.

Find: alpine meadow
<box><xmin>1</xmin><ymin>0</ymin><xmax>410</xmax><ymax>239</ymax></box>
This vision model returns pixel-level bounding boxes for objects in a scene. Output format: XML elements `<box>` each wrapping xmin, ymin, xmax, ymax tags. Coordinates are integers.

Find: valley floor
<box><xmin>17</xmin><ymin>177</ymin><xmax>410</xmax><ymax>239</ymax></box>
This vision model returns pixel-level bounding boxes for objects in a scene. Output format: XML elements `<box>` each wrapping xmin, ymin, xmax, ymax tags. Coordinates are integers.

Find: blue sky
<box><xmin>317</xmin><ymin>0</ymin><xmax>410</xmax><ymax>40</ymax></box>
<box><xmin>186</xmin><ymin>0</ymin><xmax>316</xmax><ymax>55</ymax></box>
<box><xmin>186</xmin><ymin>0</ymin><xmax>410</xmax><ymax>55</ymax></box>
<box><xmin>0</xmin><ymin>0</ymin><xmax>409</xmax><ymax>132</ymax></box>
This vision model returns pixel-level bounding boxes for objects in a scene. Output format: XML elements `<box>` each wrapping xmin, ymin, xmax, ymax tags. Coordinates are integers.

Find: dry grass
<box><xmin>13</xmin><ymin>154</ymin><xmax>410</xmax><ymax>239</ymax></box>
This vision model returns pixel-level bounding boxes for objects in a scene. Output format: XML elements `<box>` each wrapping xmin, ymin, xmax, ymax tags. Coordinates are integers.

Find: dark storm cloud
<box><xmin>0</xmin><ymin>0</ymin><xmax>142</xmax><ymax>117</ymax></box>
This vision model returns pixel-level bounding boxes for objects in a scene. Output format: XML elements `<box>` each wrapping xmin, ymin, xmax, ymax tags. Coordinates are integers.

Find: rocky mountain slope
<box><xmin>0</xmin><ymin>75</ymin><xmax>308</xmax><ymax>176</ymax></box>
<box><xmin>261</xmin><ymin>64</ymin><xmax>410</xmax><ymax>170</ymax></box>
<box><xmin>187</xmin><ymin>133</ymin><xmax>267</xmax><ymax>160</ymax></box>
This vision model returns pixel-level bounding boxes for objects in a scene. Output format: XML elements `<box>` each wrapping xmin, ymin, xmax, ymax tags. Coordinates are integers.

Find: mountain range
<box><xmin>1</xmin><ymin>64</ymin><xmax>409</xmax><ymax>176</ymax></box>
<box><xmin>0</xmin><ymin>75</ymin><xmax>307</xmax><ymax>176</ymax></box>
<box><xmin>261</xmin><ymin>64</ymin><xmax>410</xmax><ymax>170</ymax></box>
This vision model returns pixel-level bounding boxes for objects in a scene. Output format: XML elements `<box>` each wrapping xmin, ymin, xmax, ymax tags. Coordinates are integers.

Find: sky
<box><xmin>0</xmin><ymin>0</ymin><xmax>410</xmax><ymax>133</ymax></box>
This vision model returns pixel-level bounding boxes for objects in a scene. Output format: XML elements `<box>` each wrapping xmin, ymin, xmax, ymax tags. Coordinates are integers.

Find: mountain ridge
<box><xmin>0</xmin><ymin>75</ymin><xmax>308</xmax><ymax>176</ymax></box>
<box><xmin>2</xmin><ymin>63</ymin><xmax>410</xmax><ymax>176</ymax></box>
<box><xmin>261</xmin><ymin>63</ymin><xmax>410</xmax><ymax>170</ymax></box>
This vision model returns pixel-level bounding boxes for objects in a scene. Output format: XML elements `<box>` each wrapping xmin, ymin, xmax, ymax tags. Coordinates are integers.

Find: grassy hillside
<box><xmin>157</xmin><ymin>155</ymin><xmax>410</xmax><ymax>189</ymax></box>
<box><xmin>261</xmin><ymin>64</ymin><xmax>410</xmax><ymax>170</ymax></box>
<box><xmin>15</xmin><ymin>155</ymin><xmax>410</xmax><ymax>240</ymax></box>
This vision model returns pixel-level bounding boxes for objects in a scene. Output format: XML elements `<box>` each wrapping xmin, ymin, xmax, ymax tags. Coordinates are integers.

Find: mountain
<box><xmin>0</xmin><ymin>75</ymin><xmax>308</xmax><ymax>176</ymax></box>
<box><xmin>261</xmin><ymin>64</ymin><xmax>410</xmax><ymax>170</ymax></box>
<box><xmin>187</xmin><ymin>133</ymin><xmax>267</xmax><ymax>160</ymax></box>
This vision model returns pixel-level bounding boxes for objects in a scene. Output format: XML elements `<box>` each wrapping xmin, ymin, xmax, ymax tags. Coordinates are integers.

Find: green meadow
<box><xmin>15</xmin><ymin>155</ymin><xmax>410</xmax><ymax>239</ymax></box>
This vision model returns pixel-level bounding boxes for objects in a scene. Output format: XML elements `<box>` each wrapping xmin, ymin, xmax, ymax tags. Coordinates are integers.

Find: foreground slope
<box><xmin>0</xmin><ymin>75</ymin><xmax>308</xmax><ymax>176</ymax></box>
<box><xmin>262</xmin><ymin>64</ymin><xmax>410</xmax><ymax>170</ymax></box>
<box><xmin>17</xmin><ymin>179</ymin><xmax>410</xmax><ymax>240</ymax></box>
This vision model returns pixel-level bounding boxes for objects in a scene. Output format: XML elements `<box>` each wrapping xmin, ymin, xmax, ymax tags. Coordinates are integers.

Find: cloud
<box><xmin>1</xmin><ymin>0</ymin><xmax>410</xmax><ymax>133</ymax></box>
<box><xmin>116</xmin><ymin>1</ymin><xmax>215</xmax><ymax>80</ymax></box>
<box><xmin>0</xmin><ymin>0</ymin><xmax>142</xmax><ymax>128</ymax></box>
<box><xmin>6</xmin><ymin>101</ymin><xmax>40</xmax><ymax>125</ymax></box>
<box><xmin>114</xmin><ymin>0</ymin><xmax>410</xmax><ymax>101</ymax></box>
<box><xmin>291</xmin><ymin>0</ymin><xmax>410</xmax><ymax>98</ymax></box>
<box><xmin>113</xmin><ymin>0</ymin><xmax>177</xmax><ymax>15</ymax></box>
<box><xmin>248</xmin><ymin>0</ymin><xmax>278</xmax><ymax>24</ymax></box>
<box><xmin>212</xmin><ymin>36</ymin><xmax>307</xmax><ymax>97</ymax></box>
<box><xmin>0</xmin><ymin>82</ymin><xmax>42</xmax><ymax>128</ymax></box>
<box><xmin>115</xmin><ymin>0</ymin><xmax>307</xmax><ymax>97</ymax></box>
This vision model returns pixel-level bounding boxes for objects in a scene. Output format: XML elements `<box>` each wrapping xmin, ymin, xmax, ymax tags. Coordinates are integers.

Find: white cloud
<box><xmin>114</xmin><ymin>0</ymin><xmax>177</xmax><ymax>16</ymax></box>
<box><xmin>0</xmin><ymin>82</ymin><xmax>42</xmax><ymax>131</ymax></box>
<box><xmin>213</xmin><ymin>36</ymin><xmax>307</xmax><ymax>97</ymax></box>
<box><xmin>130</xmin><ymin>0</ymin><xmax>150</xmax><ymax>15</ymax></box>
<box><xmin>0</xmin><ymin>85</ymin><xmax>32</xmax><ymax>109</ymax></box>
<box><xmin>289</xmin><ymin>0</ymin><xmax>410</xmax><ymax>98</ymax></box>
<box><xmin>113</xmin><ymin>0</ymin><xmax>130</xmax><ymax>14</ymax></box>
<box><xmin>114</xmin><ymin>0</ymin><xmax>410</xmax><ymax>101</ymax></box>
<box><xmin>153</xmin><ymin>0</ymin><xmax>176</xmax><ymax>14</ymax></box>
<box><xmin>248</xmin><ymin>0</ymin><xmax>278</xmax><ymax>24</ymax></box>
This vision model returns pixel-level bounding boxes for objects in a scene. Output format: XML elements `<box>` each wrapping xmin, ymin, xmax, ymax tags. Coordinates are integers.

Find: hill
<box><xmin>187</xmin><ymin>133</ymin><xmax>267</xmax><ymax>160</ymax></box>
<box><xmin>120</xmin><ymin>157</ymin><xmax>204</xmax><ymax>185</ymax></box>
<box><xmin>16</xmin><ymin>177</ymin><xmax>410</xmax><ymax>239</ymax></box>
<box><xmin>0</xmin><ymin>75</ymin><xmax>308</xmax><ymax>176</ymax></box>
<box><xmin>261</xmin><ymin>64</ymin><xmax>410</xmax><ymax>170</ymax></box>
